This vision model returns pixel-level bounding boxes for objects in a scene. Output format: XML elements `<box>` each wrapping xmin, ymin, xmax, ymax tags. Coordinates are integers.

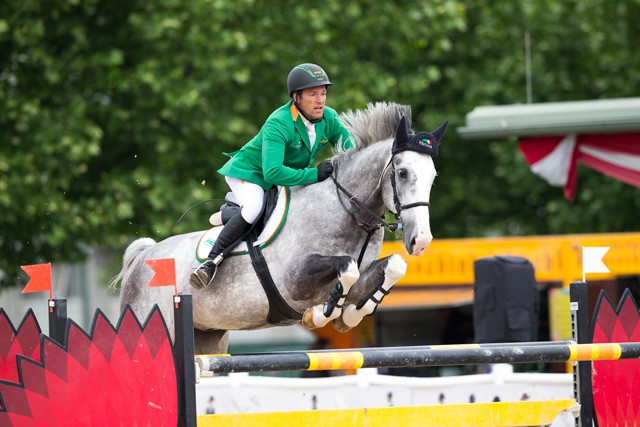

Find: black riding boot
<box><xmin>190</xmin><ymin>212</ymin><xmax>253</xmax><ymax>289</ymax></box>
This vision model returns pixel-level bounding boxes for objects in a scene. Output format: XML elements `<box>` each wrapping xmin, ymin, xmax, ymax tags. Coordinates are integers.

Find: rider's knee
<box><xmin>240</xmin><ymin>201</ymin><xmax>263</xmax><ymax>224</ymax></box>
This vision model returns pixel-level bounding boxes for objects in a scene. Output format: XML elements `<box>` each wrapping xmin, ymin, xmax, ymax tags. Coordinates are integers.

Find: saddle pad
<box><xmin>196</xmin><ymin>187</ymin><xmax>290</xmax><ymax>262</ymax></box>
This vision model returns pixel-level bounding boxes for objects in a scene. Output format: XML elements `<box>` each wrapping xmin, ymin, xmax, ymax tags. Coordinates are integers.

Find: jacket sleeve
<box><xmin>261</xmin><ymin>117</ymin><xmax>319</xmax><ymax>186</ymax></box>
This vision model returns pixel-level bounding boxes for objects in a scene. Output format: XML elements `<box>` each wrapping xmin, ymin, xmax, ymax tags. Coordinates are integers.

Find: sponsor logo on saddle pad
<box><xmin>196</xmin><ymin>187</ymin><xmax>290</xmax><ymax>262</ymax></box>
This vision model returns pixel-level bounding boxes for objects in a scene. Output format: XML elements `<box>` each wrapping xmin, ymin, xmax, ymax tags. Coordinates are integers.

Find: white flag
<box><xmin>582</xmin><ymin>246</ymin><xmax>610</xmax><ymax>281</ymax></box>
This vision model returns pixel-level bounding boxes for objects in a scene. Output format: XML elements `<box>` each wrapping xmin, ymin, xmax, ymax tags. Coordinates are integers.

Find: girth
<box><xmin>243</xmin><ymin>187</ymin><xmax>303</xmax><ymax>325</ymax></box>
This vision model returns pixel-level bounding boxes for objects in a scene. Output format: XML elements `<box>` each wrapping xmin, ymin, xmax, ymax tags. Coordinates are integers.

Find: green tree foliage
<box><xmin>437</xmin><ymin>0</ymin><xmax>640</xmax><ymax>237</ymax></box>
<box><xmin>1</xmin><ymin>0</ymin><xmax>639</xmax><ymax>287</ymax></box>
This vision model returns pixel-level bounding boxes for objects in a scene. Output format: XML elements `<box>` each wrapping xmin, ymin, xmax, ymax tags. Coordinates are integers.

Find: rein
<box><xmin>331</xmin><ymin>163</ymin><xmax>393</xmax><ymax>267</ymax></box>
<box><xmin>331</xmin><ymin>152</ymin><xmax>430</xmax><ymax>266</ymax></box>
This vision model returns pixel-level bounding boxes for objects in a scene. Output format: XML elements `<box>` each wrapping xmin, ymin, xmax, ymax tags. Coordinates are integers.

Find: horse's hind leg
<box><xmin>296</xmin><ymin>254</ymin><xmax>360</xmax><ymax>330</ymax></box>
<box><xmin>194</xmin><ymin>329</ymin><xmax>230</xmax><ymax>354</ymax></box>
<box><xmin>333</xmin><ymin>254</ymin><xmax>407</xmax><ymax>332</ymax></box>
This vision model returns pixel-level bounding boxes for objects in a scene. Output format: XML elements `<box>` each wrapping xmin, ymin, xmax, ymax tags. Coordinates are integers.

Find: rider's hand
<box><xmin>316</xmin><ymin>160</ymin><xmax>334</xmax><ymax>182</ymax></box>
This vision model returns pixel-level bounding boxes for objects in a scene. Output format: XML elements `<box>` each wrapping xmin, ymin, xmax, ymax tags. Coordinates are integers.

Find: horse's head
<box><xmin>382</xmin><ymin>116</ymin><xmax>448</xmax><ymax>256</ymax></box>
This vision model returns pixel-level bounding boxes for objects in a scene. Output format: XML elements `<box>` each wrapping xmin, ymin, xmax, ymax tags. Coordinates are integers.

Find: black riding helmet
<box><xmin>287</xmin><ymin>63</ymin><xmax>332</xmax><ymax>96</ymax></box>
<box><xmin>288</xmin><ymin>64</ymin><xmax>332</xmax><ymax>124</ymax></box>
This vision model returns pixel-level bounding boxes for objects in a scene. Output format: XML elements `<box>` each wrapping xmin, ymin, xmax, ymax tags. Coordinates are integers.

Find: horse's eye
<box><xmin>398</xmin><ymin>169</ymin><xmax>408</xmax><ymax>179</ymax></box>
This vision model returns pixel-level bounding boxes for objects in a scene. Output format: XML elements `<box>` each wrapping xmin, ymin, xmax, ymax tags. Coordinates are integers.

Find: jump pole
<box><xmin>196</xmin><ymin>341</ymin><xmax>640</xmax><ymax>374</ymax></box>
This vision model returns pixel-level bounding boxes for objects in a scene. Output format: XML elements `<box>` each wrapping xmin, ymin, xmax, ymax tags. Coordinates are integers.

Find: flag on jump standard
<box><xmin>21</xmin><ymin>263</ymin><xmax>53</xmax><ymax>300</ymax></box>
<box><xmin>582</xmin><ymin>247</ymin><xmax>610</xmax><ymax>282</ymax></box>
<box><xmin>145</xmin><ymin>258</ymin><xmax>178</xmax><ymax>296</ymax></box>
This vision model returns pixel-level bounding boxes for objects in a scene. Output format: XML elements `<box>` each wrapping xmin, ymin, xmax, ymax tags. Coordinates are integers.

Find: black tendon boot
<box><xmin>190</xmin><ymin>212</ymin><xmax>253</xmax><ymax>289</ymax></box>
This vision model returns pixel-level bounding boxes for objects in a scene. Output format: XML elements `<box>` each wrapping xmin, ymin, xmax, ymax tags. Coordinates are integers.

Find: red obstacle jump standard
<box><xmin>47</xmin><ymin>297</ymin><xmax>67</xmax><ymax>346</ymax></box>
<box><xmin>570</xmin><ymin>281</ymin><xmax>594</xmax><ymax>427</ymax></box>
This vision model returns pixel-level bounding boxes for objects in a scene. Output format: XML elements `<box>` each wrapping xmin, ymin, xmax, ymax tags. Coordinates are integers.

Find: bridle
<box><xmin>331</xmin><ymin>151</ymin><xmax>431</xmax><ymax>266</ymax></box>
<box><xmin>388</xmin><ymin>159</ymin><xmax>431</xmax><ymax>220</ymax></box>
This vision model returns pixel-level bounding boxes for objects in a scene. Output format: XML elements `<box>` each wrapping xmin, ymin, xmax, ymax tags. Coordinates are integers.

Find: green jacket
<box><xmin>218</xmin><ymin>101</ymin><xmax>354</xmax><ymax>191</ymax></box>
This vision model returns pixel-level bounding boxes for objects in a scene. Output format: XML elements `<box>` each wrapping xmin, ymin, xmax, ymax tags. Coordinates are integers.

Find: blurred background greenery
<box><xmin>2</xmin><ymin>0</ymin><xmax>639</xmax><ymax>288</ymax></box>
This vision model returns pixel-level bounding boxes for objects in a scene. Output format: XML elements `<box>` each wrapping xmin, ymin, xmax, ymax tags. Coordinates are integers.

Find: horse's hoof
<box><xmin>332</xmin><ymin>317</ymin><xmax>353</xmax><ymax>333</ymax></box>
<box><xmin>301</xmin><ymin>308</ymin><xmax>319</xmax><ymax>330</ymax></box>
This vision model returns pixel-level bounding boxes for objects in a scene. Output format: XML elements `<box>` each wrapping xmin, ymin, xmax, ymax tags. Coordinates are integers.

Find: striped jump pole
<box><xmin>200</xmin><ymin>340</ymin><xmax>575</xmax><ymax>357</ymax></box>
<box><xmin>196</xmin><ymin>342</ymin><xmax>640</xmax><ymax>375</ymax></box>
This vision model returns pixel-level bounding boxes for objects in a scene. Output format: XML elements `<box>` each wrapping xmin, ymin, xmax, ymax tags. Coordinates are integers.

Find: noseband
<box><xmin>330</xmin><ymin>151</ymin><xmax>431</xmax><ymax>265</ymax></box>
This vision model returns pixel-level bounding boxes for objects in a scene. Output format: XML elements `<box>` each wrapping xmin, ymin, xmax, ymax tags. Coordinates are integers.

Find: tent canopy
<box><xmin>458</xmin><ymin>97</ymin><xmax>640</xmax><ymax>139</ymax></box>
<box><xmin>458</xmin><ymin>98</ymin><xmax>640</xmax><ymax>200</ymax></box>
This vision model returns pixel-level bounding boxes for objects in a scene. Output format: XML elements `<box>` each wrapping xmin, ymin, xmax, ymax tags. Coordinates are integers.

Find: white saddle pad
<box><xmin>196</xmin><ymin>187</ymin><xmax>290</xmax><ymax>262</ymax></box>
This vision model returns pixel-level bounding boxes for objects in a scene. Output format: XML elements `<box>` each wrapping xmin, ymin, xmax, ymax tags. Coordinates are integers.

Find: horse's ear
<box><xmin>393</xmin><ymin>116</ymin><xmax>410</xmax><ymax>151</ymax></box>
<box><xmin>431</xmin><ymin>120</ymin><xmax>449</xmax><ymax>143</ymax></box>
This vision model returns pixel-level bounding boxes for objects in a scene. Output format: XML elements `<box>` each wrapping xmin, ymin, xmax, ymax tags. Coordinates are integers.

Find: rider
<box><xmin>190</xmin><ymin>63</ymin><xmax>354</xmax><ymax>289</ymax></box>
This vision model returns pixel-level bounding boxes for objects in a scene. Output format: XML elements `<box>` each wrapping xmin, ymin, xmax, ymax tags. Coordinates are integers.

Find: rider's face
<box><xmin>294</xmin><ymin>86</ymin><xmax>327</xmax><ymax>121</ymax></box>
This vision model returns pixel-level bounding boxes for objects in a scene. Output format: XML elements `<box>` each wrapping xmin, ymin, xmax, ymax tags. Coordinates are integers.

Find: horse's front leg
<box><xmin>333</xmin><ymin>254</ymin><xmax>407</xmax><ymax>332</ymax></box>
<box><xmin>295</xmin><ymin>254</ymin><xmax>360</xmax><ymax>330</ymax></box>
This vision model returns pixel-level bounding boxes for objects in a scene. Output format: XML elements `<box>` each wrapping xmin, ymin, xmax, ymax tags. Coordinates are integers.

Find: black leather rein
<box><xmin>330</xmin><ymin>152</ymin><xmax>430</xmax><ymax>267</ymax></box>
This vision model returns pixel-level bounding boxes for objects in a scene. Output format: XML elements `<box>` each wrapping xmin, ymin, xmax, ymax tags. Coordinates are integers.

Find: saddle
<box><xmin>196</xmin><ymin>187</ymin><xmax>288</xmax><ymax>261</ymax></box>
<box><xmin>197</xmin><ymin>187</ymin><xmax>302</xmax><ymax>325</ymax></box>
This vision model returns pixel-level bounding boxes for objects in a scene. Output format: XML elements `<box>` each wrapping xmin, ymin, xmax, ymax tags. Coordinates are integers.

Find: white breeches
<box><xmin>225</xmin><ymin>176</ymin><xmax>265</xmax><ymax>224</ymax></box>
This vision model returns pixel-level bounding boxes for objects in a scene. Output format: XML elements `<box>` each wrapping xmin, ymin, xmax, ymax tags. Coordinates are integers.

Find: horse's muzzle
<box><xmin>408</xmin><ymin>232</ymin><xmax>433</xmax><ymax>256</ymax></box>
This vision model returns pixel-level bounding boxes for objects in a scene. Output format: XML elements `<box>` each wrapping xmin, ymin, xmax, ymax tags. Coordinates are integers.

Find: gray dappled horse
<box><xmin>113</xmin><ymin>102</ymin><xmax>447</xmax><ymax>354</ymax></box>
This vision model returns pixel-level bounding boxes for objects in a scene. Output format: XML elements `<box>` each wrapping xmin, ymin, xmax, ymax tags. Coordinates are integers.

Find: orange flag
<box><xmin>21</xmin><ymin>263</ymin><xmax>53</xmax><ymax>299</ymax></box>
<box><xmin>145</xmin><ymin>258</ymin><xmax>177</xmax><ymax>295</ymax></box>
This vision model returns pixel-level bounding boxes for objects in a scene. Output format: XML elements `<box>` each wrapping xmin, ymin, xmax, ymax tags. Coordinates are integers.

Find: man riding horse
<box><xmin>191</xmin><ymin>63</ymin><xmax>354</xmax><ymax>288</ymax></box>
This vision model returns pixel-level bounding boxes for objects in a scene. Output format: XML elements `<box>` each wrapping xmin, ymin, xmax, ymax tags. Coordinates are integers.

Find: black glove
<box><xmin>316</xmin><ymin>160</ymin><xmax>334</xmax><ymax>182</ymax></box>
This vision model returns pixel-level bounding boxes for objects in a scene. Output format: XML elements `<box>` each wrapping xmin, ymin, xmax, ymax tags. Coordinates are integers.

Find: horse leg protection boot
<box><xmin>190</xmin><ymin>212</ymin><xmax>253</xmax><ymax>289</ymax></box>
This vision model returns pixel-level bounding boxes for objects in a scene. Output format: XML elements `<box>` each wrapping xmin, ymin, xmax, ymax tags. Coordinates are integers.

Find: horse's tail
<box><xmin>109</xmin><ymin>237</ymin><xmax>157</xmax><ymax>290</ymax></box>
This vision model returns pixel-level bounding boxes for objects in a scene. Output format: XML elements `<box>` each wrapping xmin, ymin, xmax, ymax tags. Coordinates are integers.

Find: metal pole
<box><xmin>525</xmin><ymin>30</ymin><xmax>533</xmax><ymax>104</ymax></box>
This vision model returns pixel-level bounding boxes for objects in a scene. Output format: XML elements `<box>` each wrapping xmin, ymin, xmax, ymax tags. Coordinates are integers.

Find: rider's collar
<box><xmin>291</xmin><ymin>100</ymin><xmax>323</xmax><ymax>124</ymax></box>
<box><xmin>299</xmin><ymin>112</ymin><xmax>318</xmax><ymax>131</ymax></box>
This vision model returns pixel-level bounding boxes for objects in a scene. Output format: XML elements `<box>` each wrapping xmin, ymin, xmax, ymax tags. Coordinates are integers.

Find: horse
<box><xmin>112</xmin><ymin>101</ymin><xmax>447</xmax><ymax>354</ymax></box>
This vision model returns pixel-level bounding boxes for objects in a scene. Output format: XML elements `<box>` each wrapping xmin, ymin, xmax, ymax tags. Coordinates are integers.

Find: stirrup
<box><xmin>190</xmin><ymin>260</ymin><xmax>217</xmax><ymax>289</ymax></box>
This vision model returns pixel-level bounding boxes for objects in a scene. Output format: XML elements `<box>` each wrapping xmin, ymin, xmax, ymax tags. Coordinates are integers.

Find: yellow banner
<box><xmin>380</xmin><ymin>232</ymin><xmax>640</xmax><ymax>288</ymax></box>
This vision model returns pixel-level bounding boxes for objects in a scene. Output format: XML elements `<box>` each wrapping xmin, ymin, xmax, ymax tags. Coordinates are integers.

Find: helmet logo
<box><xmin>296</xmin><ymin>65</ymin><xmax>326</xmax><ymax>80</ymax></box>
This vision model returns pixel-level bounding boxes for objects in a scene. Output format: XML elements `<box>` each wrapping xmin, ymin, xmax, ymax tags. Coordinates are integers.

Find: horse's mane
<box><xmin>338</xmin><ymin>102</ymin><xmax>412</xmax><ymax>153</ymax></box>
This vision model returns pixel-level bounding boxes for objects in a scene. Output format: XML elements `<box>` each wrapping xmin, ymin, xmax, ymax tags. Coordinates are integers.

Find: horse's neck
<box><xmin>335</xmin><ymin>140</ymin><xmax>391</xmax><ymax>211</ymax></box>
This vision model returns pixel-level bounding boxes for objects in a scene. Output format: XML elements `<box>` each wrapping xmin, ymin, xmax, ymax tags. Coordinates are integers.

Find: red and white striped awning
<box><xmin>518</xmin><ymin>133</ymin><xmax>640</xmax><ymax>201</ymax></box>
